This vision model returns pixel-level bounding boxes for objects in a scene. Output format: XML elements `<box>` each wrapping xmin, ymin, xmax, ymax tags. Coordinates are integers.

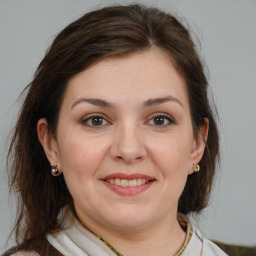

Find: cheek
<box><xmin>151</xmin><ymin>138</ymin><xmax>191</xmax><ymax>205</ymax></box>
<box><xmin>57</xmin><ymin>137</ymin><xmax>108</xmax><ymax>206</ymax></box>
<box><xmin>149</xmin><ymin>135</ymin><xmax>192</xmax><ymax>175</ymax></box>
<box><xmin>57</xmin><ymin>135</ymin><xmax>108</xmax><ymax>181</ymax></box>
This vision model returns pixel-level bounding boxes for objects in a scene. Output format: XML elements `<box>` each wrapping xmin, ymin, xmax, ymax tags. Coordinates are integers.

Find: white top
<box><xmin>46</xmin><ymin>214</ymin><xmax>228</xmax><ymax>256</ymax></box>
<box><xmin>10</xmin><ymin>213</ymin><xmax>228</xmax><ymax>256</ymax></box>
<box><xmin>183</xmin><ymin>226</ymin><xmax>228</xmax><ymax>256</ymax></box>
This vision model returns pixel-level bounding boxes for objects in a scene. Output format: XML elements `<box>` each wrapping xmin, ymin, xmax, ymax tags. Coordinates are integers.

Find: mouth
<box><xmin>104</xmin><ymin>178</ymin><xmax>154</xmax><ymax>187</ymax></box>
<box><xmin>101</xmin><ymin>173</ymin><xmax>156</xmax><ymax>196</ymax></box>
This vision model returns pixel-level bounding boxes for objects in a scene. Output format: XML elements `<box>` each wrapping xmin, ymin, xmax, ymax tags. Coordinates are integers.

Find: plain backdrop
<box><xmin>1</xmin><ymin>0</ymin><xmax>256</xmax><ymax>253</ymax></box>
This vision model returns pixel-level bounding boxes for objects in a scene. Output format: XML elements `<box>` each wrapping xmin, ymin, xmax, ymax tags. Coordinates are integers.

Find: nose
<box><xmin>110</xmin><ymin>123</ymin><xmax>147</xmax><ymax>164</ymax></box>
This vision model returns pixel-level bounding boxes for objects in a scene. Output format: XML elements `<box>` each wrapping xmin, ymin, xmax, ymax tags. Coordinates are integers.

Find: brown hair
<box><xmin>8</xmin><ymin>4</ymin><xmax>219</xmax><ymax>246</ymax></box>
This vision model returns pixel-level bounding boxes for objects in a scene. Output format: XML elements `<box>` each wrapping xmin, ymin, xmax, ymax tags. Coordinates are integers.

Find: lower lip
<box><xmin>102</xmin><ymin>180</ymin><xmax>155</xmax><ymax>196</ymax></box>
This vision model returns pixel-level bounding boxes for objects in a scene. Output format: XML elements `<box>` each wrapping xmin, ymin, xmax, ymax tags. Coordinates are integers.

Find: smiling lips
<box><xmin>101</xmin><ymin>173</ymin><xmax>156</xmax><ymax>196</ymax></box>
<box><xmin>106</xmin><ymin>178</ymin><xmax>149</xmax><ymax>187</ymax></box>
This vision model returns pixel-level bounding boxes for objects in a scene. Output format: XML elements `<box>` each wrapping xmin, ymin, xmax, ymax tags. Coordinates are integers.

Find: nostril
<box><xmin>110</xmin><ymin>139</ymin><xmax>147</xmax><ymax>163</ymax></box>
<box><xmin>114</xmin><ymin>155</ymin><xmax>144</xmax><ymax>164</ymax></box>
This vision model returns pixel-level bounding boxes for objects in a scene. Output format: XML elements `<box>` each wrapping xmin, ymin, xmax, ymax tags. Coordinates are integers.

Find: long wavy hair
<box><xmin>7</xmin><ymin>4</ymin><xmax>219</xmax><ymax>246</ymax></box>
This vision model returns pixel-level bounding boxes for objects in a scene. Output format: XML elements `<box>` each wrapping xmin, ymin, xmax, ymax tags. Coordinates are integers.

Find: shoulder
<box><xmin>177</xmin><ymin>214</ymin><xmax>228</xmax><ymax>256</ymax></box>
<box><xmin>1</xmin><ymin>249</ymin><xmax>40</xmax><ymax>256</ymax></box>
<box><xmin>194</xmin><ymin>228</ymin><xmax>229</xmax><ymax>256</ymax></box>
<box><xmin>1</xmin><ymin>237</ymin><xmax>63</xmax><ymax>256</ymax></box>
<box><xmin>202</xmin><ymin>238</ymin><xmax>229</xmax><ymax>255</ymax></box>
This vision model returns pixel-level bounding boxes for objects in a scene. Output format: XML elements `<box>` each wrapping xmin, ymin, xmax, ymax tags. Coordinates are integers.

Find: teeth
<box><xmin>128</xmin><ymin>179</ymin><xmax>137</xmax><ymax>187</ymax></box>
<box><xmin>120</xmin><ymin>179</ymin><xmax>128</xmax><ymax>186</ymax></box>
<box><xmin>115</xmin><ymin>178</ymin><xmax>121</xmax><ymax>186</ymax></box>
<box><xmin>136</xmin><ymin>179</ymin><xmax>142</xmax><ymax>186</ymax></box>
<box><xmin>106</xmin><ymin>178</ymin><xmax>150</xmax><ymax>186</ymax></box>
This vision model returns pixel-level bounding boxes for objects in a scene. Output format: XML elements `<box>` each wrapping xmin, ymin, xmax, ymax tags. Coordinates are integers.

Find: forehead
<box><xmin>63</xmin><ymin>48</ymin><xmax>188</xmax><ymax>108</ymax></box>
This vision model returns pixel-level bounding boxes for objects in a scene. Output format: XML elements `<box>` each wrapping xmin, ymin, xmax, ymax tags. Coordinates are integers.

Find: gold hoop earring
<box><xmin>51</xmin><ymin>165</ymin><xmax>62</xmax><ymax>176</ymax></box>
<box><xmin>194</xmin><ymin>164</ymin><xmax>200</xmax><ymax>172</ymax></box>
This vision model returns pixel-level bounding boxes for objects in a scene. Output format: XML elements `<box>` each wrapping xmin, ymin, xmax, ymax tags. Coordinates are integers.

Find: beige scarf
<box><xmin>47</xmin><ymin>212</ymin><xmax>227</xmax><ymax>256</ymax></box>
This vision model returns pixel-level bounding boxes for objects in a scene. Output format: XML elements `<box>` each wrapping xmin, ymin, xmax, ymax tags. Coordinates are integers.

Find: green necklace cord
<box><xmin>96</xmin><ymin>235</ymin><xmax>123</xmax><ymax>256</ymax></box>
<box><xmin>95</xmin><ymin>228</ymin><xmax>192</xmax><ymax>256</ymax></box>
<box><xmin>94</xmin><ymin>214</ymin><xmax>193</xmax><ymax>256</ymax></box>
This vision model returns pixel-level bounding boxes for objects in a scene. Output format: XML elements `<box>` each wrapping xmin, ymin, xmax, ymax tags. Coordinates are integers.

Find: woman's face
<box><xmin>39</xmin><ymin>48</ymin><xmax>206</xmax><ymax>231</ymax></box>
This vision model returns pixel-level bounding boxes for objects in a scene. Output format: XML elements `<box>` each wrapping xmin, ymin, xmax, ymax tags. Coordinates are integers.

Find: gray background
<box><xmin>1</xmin><ymin>0</ymin><xmax>256</xmax><ymax>252</ymax></box>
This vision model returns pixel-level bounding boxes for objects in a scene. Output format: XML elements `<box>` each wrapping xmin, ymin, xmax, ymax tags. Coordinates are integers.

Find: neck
<box><xmin>78</xmin><ymin>212</ymin><xmax>186</xmax><ymax>256</ymax></box>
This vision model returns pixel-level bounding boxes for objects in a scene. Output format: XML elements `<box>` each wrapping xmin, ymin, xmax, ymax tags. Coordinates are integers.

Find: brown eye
<box><xmin>91</xmin><ymin>117</ymin><xmax>104</xmax><ymax>126</ymax></box>
<box><xmin>153</xmin><ymin>116</ymin><xmax>165</xmax><ymax>125</ymax></box>
<box><xmin>148</xmin><ymin>115</ymin><xmax>173</xmax><ymax>126</ymax></box>
<box><xmin>82</xmin><ymin>115</ymin><xmax>108</xmax><ymax>127</ymax></box>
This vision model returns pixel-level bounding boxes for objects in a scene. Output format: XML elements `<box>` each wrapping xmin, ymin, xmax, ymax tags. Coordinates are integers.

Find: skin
<box><xmin>38</xmin><ymin>48</ymin><xmax>208</xmax><ymax>256</ymax></box>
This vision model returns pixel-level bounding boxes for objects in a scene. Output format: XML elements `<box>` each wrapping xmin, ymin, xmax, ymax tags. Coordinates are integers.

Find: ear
<box><xmin>188</xmin><ymin>118</ymin><xmax>209</xmax><ymax>174</ymax></box>
<box><xmin>37</xmin><ymin>118</ymin><xmax>60</xmax><ymax>169</ymax></box>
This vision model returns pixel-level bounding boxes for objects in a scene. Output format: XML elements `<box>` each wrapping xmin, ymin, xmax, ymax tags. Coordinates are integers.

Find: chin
<box><xmin>101</xmin><ymin>204</ymin><xmax>156</xmax><ymax>230</ymax></box>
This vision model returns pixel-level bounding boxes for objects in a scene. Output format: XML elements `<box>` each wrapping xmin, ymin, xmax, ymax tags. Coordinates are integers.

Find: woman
<box><xmin>3</xmin><ymin>4</ymin><xmax>227</xmax><ymax>256</ymax></box>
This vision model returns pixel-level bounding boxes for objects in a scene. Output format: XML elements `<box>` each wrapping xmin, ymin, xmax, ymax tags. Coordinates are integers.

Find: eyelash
<box><xmin>81</xmin><ymin>114</ymin><xmax>110</xmax><ymax>128</ymax></box>
<box><xmin>81</xmin><ymin>113</ymin><xmax>174</xmax><ymax>128</ymax></box>
<box><xmin>146</xmin><ymin>114</ymin><xmax>174</xmax><ymax>127</ymax></box>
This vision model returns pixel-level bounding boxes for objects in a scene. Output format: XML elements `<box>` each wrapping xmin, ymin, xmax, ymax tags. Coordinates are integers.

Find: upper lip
<box><xmin>101</xmin><ymin>173</ymin><xmax>155</xmax><ymax>181</ymax></box>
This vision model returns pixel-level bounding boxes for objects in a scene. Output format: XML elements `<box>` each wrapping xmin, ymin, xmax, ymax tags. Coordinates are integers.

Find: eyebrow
<box><xmin>143</xmin><ymin>96</ymin><xmax>183</xmax><ymax>108</ymax></box>
<box><xmin>71</xmin><ymin>98</ymin><xmax>115</xmax><ymax>109</ymax></box>
<box><xmin>71</xmin><ymin>95</ymin><xmax>183</xmax><ymax>109</ymax></box>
